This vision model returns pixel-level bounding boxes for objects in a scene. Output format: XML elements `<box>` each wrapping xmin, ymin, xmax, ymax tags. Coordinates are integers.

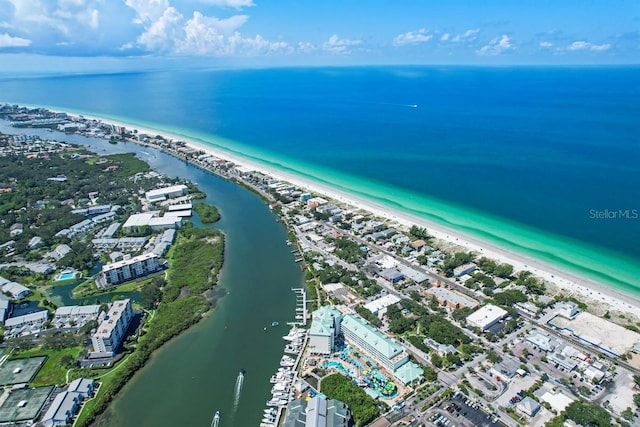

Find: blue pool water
<box><xmin>54</xmin><ymin>272</ymin><xmax>76</xmax><ymax>281</ymax></box>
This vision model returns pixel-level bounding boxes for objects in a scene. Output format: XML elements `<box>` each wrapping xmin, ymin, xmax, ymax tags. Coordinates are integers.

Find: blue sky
<box><xmin>0</xmin><ymin>0</ymin><xmax>638</xmax><ymax>71</ymax></box>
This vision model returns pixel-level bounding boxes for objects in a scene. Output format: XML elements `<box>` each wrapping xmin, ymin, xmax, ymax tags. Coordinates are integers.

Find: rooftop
<box><xmin>341</xmin><ymin>314</ymin><xmax>404</xmax><ymax>359</ymax></box>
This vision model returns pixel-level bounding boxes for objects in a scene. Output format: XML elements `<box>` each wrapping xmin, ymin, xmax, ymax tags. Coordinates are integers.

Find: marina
<box><xmin>260</xmin><ymin>321</ymin><xmax>308</xmax><ymax>426</ymax></box>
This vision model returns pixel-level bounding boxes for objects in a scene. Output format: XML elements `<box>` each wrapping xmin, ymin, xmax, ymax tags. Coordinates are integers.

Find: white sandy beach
<box><xmin>69</xmin><ymin>112</ymin><xmax>640</xmax><ymax>319</ymax></box>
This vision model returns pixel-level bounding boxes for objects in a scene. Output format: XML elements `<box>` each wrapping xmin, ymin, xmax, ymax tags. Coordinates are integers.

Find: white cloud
<box><xmin>133</xmin><ymin>8</ymin><xmax>290</xmax><ymax>56</ymax></box>
<box><xmin>0</xmin><ymin>32</ymin><xmax>31</xmax><ymax>47</ymax></box>
<box><xmin>136</xmin><ymin>6</ymin><xmax>182</xmax><ymax>51</ymax></box>
<box><xmin>539</xmin><ymin>41</ymin><xmax>553</xmax><ymax>49</ymax></box>
<box><xmin>125</xmin><ymin>0</ymin><xmax>169</xmax><ymax>24</ymax></box>
<box><xmin>440</xmin><ymin>33</ymin><xmax>450</xmax><ymax>42</ymax></box>
<box><xmin>476</xmin><ymin>34</ymin><xmax>514</xmax><ymax>56</ymax></box>
<box><xmin>567</xmin><ymin>40</ymin><xmax>611</xmax><ymax>51</ymax></box>
<box><xmin>297</xmin><ymin>41</ymin><xmax>316</xmax><ymax>53</ymax></box>
<box><xmin>196</xmin><ymin>0</ymin><xmax>255</xmax><ymax>9</ymax></box>
<box><xmin>452</xmin><ymin>28</ymin><xmax>479</xmax><ymax>42</ymax></box>
<box><xmin>322</xmin><ymin>34</ymin><xmax>362</xmax><ymax>54</ymax></box>
<box><xmin>392</xmin><ymin>28</ymin><xmax>432</xmax><ymax>46</ymax></box>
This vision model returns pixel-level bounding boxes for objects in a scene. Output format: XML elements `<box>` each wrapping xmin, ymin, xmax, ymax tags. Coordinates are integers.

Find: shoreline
<box><xmin>8</xmin><ymin>105</ymin><xmax>640</xmax><ymax>317</ymax></box>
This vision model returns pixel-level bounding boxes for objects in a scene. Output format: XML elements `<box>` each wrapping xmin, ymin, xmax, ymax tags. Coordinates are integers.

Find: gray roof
<box><xmin>40</xmin><ymin>390</ymin><xmax>81</xmax><ymax>424</ymax></box>
<box><xmin>283</xmin><ymin>397</ymin><xmax>351</xmax><ymax>427</ymax></box>
<box><xmin>68</xmin><ymin>378</ymin><xmax>95</xmax><ymax>395</ymax></box>
<box><xmin>517</xmin><ymin>396</ymin><xmax>541</xmax><ymax>416</ymax></box>
<box><xmin>5</xmin><ymin>310</ymin><xmax>48</xmax><ymax>328</ymax></box>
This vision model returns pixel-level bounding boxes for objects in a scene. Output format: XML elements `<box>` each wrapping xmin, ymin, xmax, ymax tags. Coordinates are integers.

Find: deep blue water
<box><xmin>0</xmin><ymin>66</ymin><xmax>638</xmax><ymax>287</ymax></box>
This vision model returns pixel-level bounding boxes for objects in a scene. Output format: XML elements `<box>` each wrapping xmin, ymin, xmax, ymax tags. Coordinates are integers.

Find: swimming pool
<box><xmin>54</xmin><ymin>271</ymin><xmax>77</xmax><ymax>281</ymax></box>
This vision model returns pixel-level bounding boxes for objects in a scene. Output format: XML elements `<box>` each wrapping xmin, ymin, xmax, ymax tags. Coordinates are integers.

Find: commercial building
<box><xmin>466</xmin><ymin>304</ymin><xmax>508</xmax><ymax>330</ymax></box>
<box><xmin>516</xmin><ymin>397</ymin><xmax>541</xmax><ymax>417</ymax></box>
<box><xmin>526</xmin><ymin>331</ymin><xmax>558</xmax><ymax>353</ymax></box>
<box><xmin>122</xmin><ymin>212</ymin><xmax>182</xmax><ymax>232</ymax></box>
<box><xmin>363</xmin><ymin>294</ymin><xmax>401</xmax><ymax>316</ymax></box>
<box><xmin>308</xmin><ymin>306</ymin><xmax>343</xmax><ymax>356</ymax></box>
<box><xmin>145</xmin><ymin>184</ymin><xmax>188</xmax><ymax>202</ymax></box>
<box><xmin>490</xmin><ymin>357</ymin><xmax>521</xmax><ymax>382</ymax></box>
<box><xmin>548</xmin><ymin>351</ymin><xmax>577</xmax><ymax>372</ymax></box>
<box><xmin>283</xmin><ymin>397</ymin><xmax>351</xmax><ymax>427</ymax></box>
<box><xmin>99</xmin><ymin>253</ymin><xmax>161</xmax><ymax>287</ymax></box>
<box><xmin>341</xmin><ymin>314</ymin><xmax>422</xmax><ymax>384</ymax></box>
<box><xmin>425</xmin><ymin>286</ymin><xmax>479</xmax><ymax>310</ymax></box>
<box><xmin>91</xmin><ymin>299</ymin><xmax>133</xmax><ymax>357</ymax></box>
<box><xmin>380</xmin><ymin>267</ymin><xmax>404</xmax><ymax>283</ymax></box>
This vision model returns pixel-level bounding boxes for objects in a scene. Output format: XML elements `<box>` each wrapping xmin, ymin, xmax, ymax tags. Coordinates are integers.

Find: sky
<box><xmin>0</xmin><ymin>0</ymin><xmax>638</xmax><ymax>72</ymax></box>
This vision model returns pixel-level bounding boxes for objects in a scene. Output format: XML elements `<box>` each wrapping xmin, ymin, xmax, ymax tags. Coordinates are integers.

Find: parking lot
<box><xmin>426</xmin><ymin>395</ymin><xmax>502</xmax><ymax>427</ymax></box>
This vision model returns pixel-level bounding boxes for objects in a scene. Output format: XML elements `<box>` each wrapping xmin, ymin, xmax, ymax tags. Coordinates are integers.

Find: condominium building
<box><xmin>341</xmin><ymin>314</ymin><xmax>409</xmax><ymax>372</ymax></box>
<box><xmin>91</xmin><ymin>299</ymin><xmax>133</xmax><ymax>357</ymax></box>
<box><xmin>308</xmin><ymin>306</ymin><xmax>343</xmax><ymax>356</ymax></box>
<box><xmin>99</xmin><ymin>253</ymin><xmax>160</xmax><ymax>286</ymax></box>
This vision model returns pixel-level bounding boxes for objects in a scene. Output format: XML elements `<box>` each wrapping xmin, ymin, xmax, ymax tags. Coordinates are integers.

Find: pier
<box><xmin>291</xmin><ymin>288</ymin><xmax>308</xmax><ymax>326</ymax></box>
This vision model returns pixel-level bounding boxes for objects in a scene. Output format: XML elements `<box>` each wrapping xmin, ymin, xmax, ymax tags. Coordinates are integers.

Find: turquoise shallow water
<box><xmin>1</xmin><ymin>66</ymin><xmax>638</xmax><ymax>296</ymax></box>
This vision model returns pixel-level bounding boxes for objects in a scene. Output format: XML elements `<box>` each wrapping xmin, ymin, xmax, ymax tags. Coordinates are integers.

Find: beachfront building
<box><xmin>557</xmin><ymin>301</ymin><xmax>579</xmax><ymax>319</ymax></box>
<box><xmin>283</xmin><ymin>397</ymin><xmax>352</xmax><ymax>427</ymax></box>
<box><xmin>453</xmin><ymin>262</ymin><xmax>477</xmax><ymax>277</ymax></box>
<box><xmin>90</xmin><ymin>299</ymin><xmax>133</xmax><ymax>357</ymax></box>
<box><xmin>308</xmin><ymin>306</ymin><xmax>343</xmax><ymax>356</ymax></box>
<box><xmin>425</xmin><ymin>286</ymin><xmax>479</xmax><ymax>310</ymax></box>
<box><xmin>145</xmin><ymin>184</ymin><xmax>188</xmax><ymax>203</ymax></box>
<box><xmin>340</xmin><ymin>314</ymin><xmax>423</xmax><ymax>384</ymax></box>
<box><xmin>98</xmin><ymin>253</ymin><xmax>161</xmax><ymax>287</ymax></box>
<box><xmin>466</xmin><ymin>304</ymin><xmax>508</xmax><ymax>331</ymax></box>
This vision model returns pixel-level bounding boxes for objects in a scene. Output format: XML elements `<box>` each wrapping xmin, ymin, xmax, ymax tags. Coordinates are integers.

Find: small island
<box><xmin>193</xmin><ymin>202</ymin><xmax>221</xmax><ymax>224</ymax></box>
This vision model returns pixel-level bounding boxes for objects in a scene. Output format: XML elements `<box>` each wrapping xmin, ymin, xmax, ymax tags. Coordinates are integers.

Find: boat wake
<box><xmin>232</xmin><ymin>370</ymin><xmax>244</xmax><ymax>411</ymax></box>
<box><xmin>210</xmin><ymin>410</ymin><xmax>220</xmax><ymax>427</ymax></box>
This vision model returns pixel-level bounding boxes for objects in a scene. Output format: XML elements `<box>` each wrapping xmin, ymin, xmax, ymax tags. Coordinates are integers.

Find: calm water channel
<box><xmin>1</xmin><ymin>123</ymin><xmax>302</xmax><ymax>426</ymax></box>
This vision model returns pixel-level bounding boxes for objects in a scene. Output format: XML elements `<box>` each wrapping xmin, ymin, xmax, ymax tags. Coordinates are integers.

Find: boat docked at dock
<box><xmin>280</xmin><ymin>355</ymin><xmax>296</xmax><ymax>367</ymax></box>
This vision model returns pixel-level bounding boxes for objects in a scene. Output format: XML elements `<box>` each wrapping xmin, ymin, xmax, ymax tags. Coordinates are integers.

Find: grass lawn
<box><xmin>12</xmin><ymin>346</ymin><xmax>83</xmax><ymax>386</ymax></box>
<box><xmin>73</xmin><ymin>274</ymin><xmax>161</xmax><ymax>298</ymax></box>
<box><xmin>74</xmin><ymin>355</ymin><xmax>133</xmax><ymax>426</ymax></box>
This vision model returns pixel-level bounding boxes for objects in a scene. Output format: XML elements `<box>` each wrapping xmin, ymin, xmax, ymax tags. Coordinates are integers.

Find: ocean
<box><xmin>1</xmin><ymin>66</ymin><xmax>638</xmax><ymax>294</ymax></box>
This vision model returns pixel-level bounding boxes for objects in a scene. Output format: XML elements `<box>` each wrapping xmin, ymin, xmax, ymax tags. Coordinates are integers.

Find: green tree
<box><xmin>563</xmin><ymin>400</ymin><xmax>612</xmax><ymax>427</ymax></box>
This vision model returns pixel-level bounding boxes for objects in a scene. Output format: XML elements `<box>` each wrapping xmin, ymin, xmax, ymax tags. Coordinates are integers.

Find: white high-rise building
<box><xmin>91</xmin><ymin>299</ymin><xmax>133</xmax><ymax>357</ymax></box>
